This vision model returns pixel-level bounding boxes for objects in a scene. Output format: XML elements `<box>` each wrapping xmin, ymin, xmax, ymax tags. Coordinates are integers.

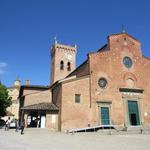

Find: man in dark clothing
<box><xmin>15</xmin><ymin>119</ymin><xmax>19</xmax><ymax>132</ymax></box>
<box><xmin>21</xmin><ymin>119</ymin><xmax>25</xmax><ymax>135</ymax></box>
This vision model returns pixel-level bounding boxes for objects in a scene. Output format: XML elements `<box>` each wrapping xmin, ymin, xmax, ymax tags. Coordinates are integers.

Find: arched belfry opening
<box><xmin>60</xmin><ymin>60</ymin><xmax>64</xmax><ymax>70</ymax></box>
<box><xmin>67</xmin><ymin>62</ymin><xmax>71</xmax><ymax>71</ymax></box>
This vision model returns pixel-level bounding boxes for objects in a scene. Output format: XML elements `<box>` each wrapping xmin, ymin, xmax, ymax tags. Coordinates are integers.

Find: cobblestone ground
<box><xmin>0</xmin><ymin>128</ymin><xmax>150</xmax><ymax>150</ymax></box>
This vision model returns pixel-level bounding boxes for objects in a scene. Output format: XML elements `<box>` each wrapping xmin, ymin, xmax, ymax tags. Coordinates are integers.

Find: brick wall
<box><xmin>60</xmin><ymin>76</ymin><xmax>90</xmax><ymax>131</ymax></box>
<box><xmin>50</xmin><ymin>43</ymin><xmax>76</xmax><ymax>84</ymax></box>
<box><xmin>89</xmin><ymin>33</ymin><xmax>150</xmax><ymax>128</ymax></box>
<box><xmin>23</xmin><ymin>89</ymin><xmax>51</xmax><ymax>106</ymax></box>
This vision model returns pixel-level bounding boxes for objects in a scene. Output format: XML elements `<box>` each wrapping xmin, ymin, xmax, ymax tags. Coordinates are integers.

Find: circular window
<box><xmin>123</xmin><ymin>56</ymin><xmax>133</xmax><ymax>68</ymax></box>
<box><xmin>98</xmin><ymin>78</ymin><xmax>107</xmax><ymax>88</ymax></box>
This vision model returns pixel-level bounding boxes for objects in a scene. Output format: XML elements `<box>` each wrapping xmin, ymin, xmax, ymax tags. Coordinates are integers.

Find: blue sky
<box><xmin>0</xmin><ymin>0</ymin><xmax>150</xmax><ymax>87</ymax></box>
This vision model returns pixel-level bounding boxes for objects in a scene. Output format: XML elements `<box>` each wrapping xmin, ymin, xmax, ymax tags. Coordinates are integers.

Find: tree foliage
<box><xmin>0</xmin><ymin>83</ymin><xmax>12</xmax><ymax>117</ymax></box>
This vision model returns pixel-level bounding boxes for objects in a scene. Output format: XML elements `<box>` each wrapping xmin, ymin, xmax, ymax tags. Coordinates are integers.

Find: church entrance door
<box><xmin>128</xmin><ymin>101</ymin><xmax>140</xmax><ymax>126</ymax></box>
<box><xmin>101</xmin><ymin>107</ymin><xmax>110</xmax><ymax>125</ymax></box>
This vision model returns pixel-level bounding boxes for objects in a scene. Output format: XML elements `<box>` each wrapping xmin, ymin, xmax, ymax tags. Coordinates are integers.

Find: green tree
<box><xmin>0</xmin><ymin>83</ymin><xmax>12</xmax><ymax>117</ymax></box>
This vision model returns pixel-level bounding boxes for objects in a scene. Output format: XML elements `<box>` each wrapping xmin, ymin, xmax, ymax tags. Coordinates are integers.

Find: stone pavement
<box><xmin>0</xmin><ymin>128</ymin><xmax>150</xmax><ymax>150</ymax></box>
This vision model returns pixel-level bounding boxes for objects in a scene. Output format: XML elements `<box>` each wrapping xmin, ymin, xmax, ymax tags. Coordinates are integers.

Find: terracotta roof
<box><xmin>66</xmin><ymin>60</ymin><xmax>88</xmax><ymax>78</ymax></box>
<box><xmin>21</xmin><ymin>103</ymin><xmax>59</xmax><ymax>111</ymax></box>
<box><xmin>21</xmin><ymin>85</ymin><xmax>50</xmax><ymax>89</ymax></box>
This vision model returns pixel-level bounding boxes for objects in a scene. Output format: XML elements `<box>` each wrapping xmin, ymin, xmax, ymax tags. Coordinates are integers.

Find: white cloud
<box><xmin>0</xmin><ymin>62</ymin><xmax>7</xmax><ymax>74</ymax></box>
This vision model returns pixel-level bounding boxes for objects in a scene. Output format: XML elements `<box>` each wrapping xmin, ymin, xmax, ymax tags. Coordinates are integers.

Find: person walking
<box><xmin>5</xmin><ymin>117</ymin><xmax>11</xmax><ymax>131</ymax></box>
<box><xmin>5</xmin><ymin>119</ymin><xmax>8</xmax><ymax>131</ymax></box>
<box><xmin>15</xmin><ymin>119</ymin><xmax>19</xmax><ymax>132</ymax></box>
<box><xmin>21</xmin><ymin>119</ymin><xmax>25</xmax><ymax>135</ymax></box>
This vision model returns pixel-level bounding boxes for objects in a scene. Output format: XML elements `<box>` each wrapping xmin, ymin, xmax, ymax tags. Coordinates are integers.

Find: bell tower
<box><xmin>50</xmin><ymin>40</ymin><xmax>77</xmax><ymax>85</ymax></box>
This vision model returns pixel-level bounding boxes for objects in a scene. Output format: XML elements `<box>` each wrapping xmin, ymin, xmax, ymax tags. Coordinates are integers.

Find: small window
<box><xmin>67</xmin><ymin>62</ymin><xmax>71</xmax><ymax>71</ymax></box>
<box><xmin>98</xmin><ymin>78</ymin><xmax>107</xmax><ymax>89</ymax></box>
<box><xmin>75</xmin><ymin>94</ymin><xmax>81</xmax><ymax>103</ymax></box>
<box><xmin>60</xmin><ymin>60</ymin><xmax>64</xmax><ymax>70</ymax></box>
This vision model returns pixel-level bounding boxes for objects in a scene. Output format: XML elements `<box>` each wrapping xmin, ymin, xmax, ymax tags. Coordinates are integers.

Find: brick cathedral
<box><xmin>19</xmin><ymin>32</ymin><xmax>150</xmax><ymax>132</ymax></box>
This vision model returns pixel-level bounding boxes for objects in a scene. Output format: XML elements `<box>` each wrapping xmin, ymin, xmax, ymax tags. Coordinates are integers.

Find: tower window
<box><xmin>67</xmin><ymin>62</ymin><xmax>71</xmax><ymax>71</ymax></box>
<box><xmin>60</xmin><ymin>60</ymin><xmax>64</xmax><ymax>70</ymax></box>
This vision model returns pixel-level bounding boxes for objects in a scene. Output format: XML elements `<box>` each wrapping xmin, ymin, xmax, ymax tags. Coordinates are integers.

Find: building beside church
<box><xmin>3</xmin><ymin>78</ymin><xmax>21</xmax><ymax>121</ymax></box>
<box><xmin>19</xmin><ymin>85</ymin><xmax>59</xmax><ymax>129</ymax></box>
<box><xmin>19</xmin><ymin>32</ymin><xmax>150</xmax><ymax>131</ymax></box>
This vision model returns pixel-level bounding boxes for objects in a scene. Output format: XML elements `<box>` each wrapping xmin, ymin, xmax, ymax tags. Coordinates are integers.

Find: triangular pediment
<box><xmin>108</xmin><ymin>33</ymin><xmax>140</xmax><ymax>44</ymax></box>
<box><xmin>107</xmin><ymin>32</ymin><xmax>142</xmax><ymax>56</ymax></box>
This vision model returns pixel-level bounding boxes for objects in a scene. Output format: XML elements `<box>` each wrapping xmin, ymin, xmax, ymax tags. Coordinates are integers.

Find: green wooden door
<box><xmin>101</xmin><ymin>107</ymin><xmax>110</xmax><ymax>125</ymax></box>
<box><xmin>128</xmin><ymin>101</ymin><xmax>140</xmax><ymax>126</ymax></box>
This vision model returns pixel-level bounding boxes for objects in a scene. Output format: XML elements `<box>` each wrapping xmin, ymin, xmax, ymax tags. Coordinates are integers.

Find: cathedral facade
<box><xmin>19</xmin><ymin>32</ymin><xmax>150</xmax><ymax>131</ymax></box>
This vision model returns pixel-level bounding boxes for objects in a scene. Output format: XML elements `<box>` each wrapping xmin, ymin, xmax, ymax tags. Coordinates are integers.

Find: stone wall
<box><xmin>7</xmin><ymin>87</ymin><xmax>20</xmax><ymax>119</ymax></box>
<box><xmin>46</xmin><ymin>113</ymin><xmax>58</xmax><ymax>130</ymax></box>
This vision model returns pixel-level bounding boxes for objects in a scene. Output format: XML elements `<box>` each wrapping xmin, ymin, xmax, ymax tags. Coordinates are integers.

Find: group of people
<box><xmin>5</xmin><ymin>117</ymin><xmax>25</xmax><ymax>135</ymax></box>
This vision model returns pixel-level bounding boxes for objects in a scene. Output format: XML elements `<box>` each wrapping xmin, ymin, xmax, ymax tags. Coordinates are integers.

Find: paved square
<box><xmin>0</xmin><ymin>129</ymin><xmax>150</xmax><ymax>150</ymax></box>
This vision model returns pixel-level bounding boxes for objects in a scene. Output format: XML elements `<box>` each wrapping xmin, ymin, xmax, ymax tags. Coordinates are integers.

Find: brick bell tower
<box><xmin>50</xmin><ymin>39</ymin><xmax>77</xmax><ymax>85</ymax></box>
